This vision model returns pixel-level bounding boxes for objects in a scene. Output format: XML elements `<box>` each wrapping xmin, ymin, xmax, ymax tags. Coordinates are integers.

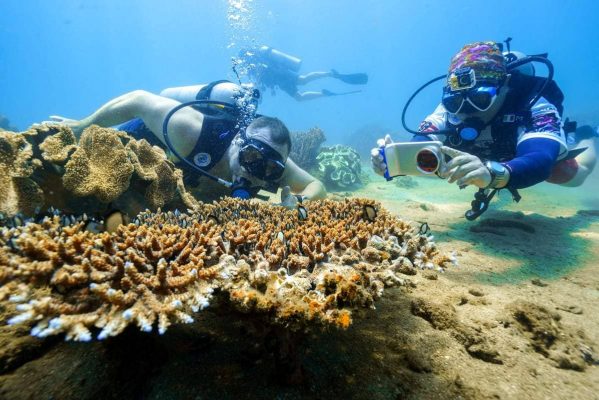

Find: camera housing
<box><xmin>382</xmin><ymin>141</ymin><xmax>443</xmax><ymax>179</ymax></box>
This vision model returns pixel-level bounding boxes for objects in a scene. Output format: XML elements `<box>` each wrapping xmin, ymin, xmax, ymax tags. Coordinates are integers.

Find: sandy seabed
<box><xmin>0</xmin><ymin>168</ymin><xmax>597</xmax><ymax>400</ymax></box>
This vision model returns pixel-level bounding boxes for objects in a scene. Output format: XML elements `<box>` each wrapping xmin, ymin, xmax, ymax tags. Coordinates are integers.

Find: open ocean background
<box><xmin>1</xmin><ymin>0</ymin><xmax>598</xmax><ymax>145</ymax></box>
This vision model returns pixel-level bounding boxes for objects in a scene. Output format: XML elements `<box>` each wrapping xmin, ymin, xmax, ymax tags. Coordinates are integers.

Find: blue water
<box><xmin>1</xmin><ymin>0</ymin><xmax>599</xmax><ymax>144</ymax></box>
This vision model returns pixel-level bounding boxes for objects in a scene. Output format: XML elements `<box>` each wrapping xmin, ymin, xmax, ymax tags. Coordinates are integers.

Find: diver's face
<box><xmin>455</xmin><ymin>76</ymin><xmax>511</xmax><ymax>124</ymax></box>
<box><xmin>229</xmin><ymin>127</ymin><xmax>289</xmax><ymax>186</ymax></box>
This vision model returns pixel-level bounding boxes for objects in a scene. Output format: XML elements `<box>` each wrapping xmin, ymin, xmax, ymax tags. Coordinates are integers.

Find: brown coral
<box><xmin>63</xmin><ymin>125</ymin><xmax>135</xmax><ymax>202</ymax></box>
<box><xmin>289</xmin><ymin>126</ymin><xmax>326</xmax><ymax>170</ymax></box>
<box><xmin>0</xmin><ymin>124</ymin><xmax>198</xmax><ymax>217</ymax></box>
<box><xmin>0</xmin><ymin>131</ymin><xmax>44</xmax><ymax>215</ymax></box>
<box><xmin>1</xmin><ymin>198</ymin><xmax>452</xmax><ymax>340</ymax></box>
<box><xmin>38</xmin><ymin>125</ymin><xmax>77</xmax><ymax>163</ymax></box>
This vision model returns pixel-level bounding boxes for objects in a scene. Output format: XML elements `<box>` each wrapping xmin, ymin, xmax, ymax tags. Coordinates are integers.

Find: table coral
<box><xmin>0</xmin><ymin>198</ymin><xmax>454</xmax><ymax>340</ymax></box>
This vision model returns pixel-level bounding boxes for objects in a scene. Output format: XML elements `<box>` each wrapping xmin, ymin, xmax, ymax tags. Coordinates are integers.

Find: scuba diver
<box><xmin>371</xmin><ymin>40</ymin><xmax>598</xmax><ymax>219</ymax></box>
<box><xmin>42</xmin><ymin>81</ymin><xmax>326</xmax><ymax>204</ymax></box>
<box><xmin>237</xmin><ymin>45</ymin><xmax>369</xmax><ymax>101</ymax></box>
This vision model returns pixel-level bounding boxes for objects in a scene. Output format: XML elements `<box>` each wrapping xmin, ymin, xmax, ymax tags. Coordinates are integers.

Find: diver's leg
<box><xmin>546</xmin><ymin>137</ymin><xmax>598</xmax><ymax>187</ymax></box>
<box><xmin>292</xmin><ymin>90</ymin><xmax>331</xmax><ymax>101</ymax></box>
<box><xmin>296</xmin><ymin>71</ymin><xmax>334</xmax><ymax>86</ymax></box>
<box><xmin>559</xmin><ymin>137</ymin><xmax>598</xmax><ymax>187</ymax></box>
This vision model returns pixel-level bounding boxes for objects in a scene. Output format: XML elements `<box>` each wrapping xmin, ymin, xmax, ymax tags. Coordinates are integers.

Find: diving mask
<box><xmin>442</xmin><ymin>85</ymin><xmax>499</xmax><ymax>114</ymax></box>
<box><xmin>239</xmin><ymin>138</ymin><xmax>286</xmax><ymax>181</ymax></box>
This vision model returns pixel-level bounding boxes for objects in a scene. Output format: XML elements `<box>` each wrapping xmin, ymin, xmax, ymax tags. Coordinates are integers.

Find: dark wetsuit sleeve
<box><xmin>503</xmin><ymin>137</ymin><xmax>560</xmax><ymax>189</ymax></box>
<box><xmin>504</xmin><ymin>96</ymin><xmax>566</xmax><ymax>189</ymax></box>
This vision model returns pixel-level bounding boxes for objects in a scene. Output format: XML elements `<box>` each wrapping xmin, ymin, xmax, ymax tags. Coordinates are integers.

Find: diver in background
<box><xmin>237</xmin><ymin>45</ymin><xmax>369</xmax><ymax>101</ymax></box>
<box><xmin>372</xmin><ymin>41</ymin><xmax>598</xmax><ymax>191</ymax></box>
<box><xmin>42</xmin><ymin>81</ymin><xmax>326</xmax><ymax>204</ymax></box>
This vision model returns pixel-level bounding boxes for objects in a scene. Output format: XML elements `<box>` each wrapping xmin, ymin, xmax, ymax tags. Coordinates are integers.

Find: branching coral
<box><xmin>1</xmin><ymin>198</ymin><xmax>454</xmax><ymax>340</ymax></box>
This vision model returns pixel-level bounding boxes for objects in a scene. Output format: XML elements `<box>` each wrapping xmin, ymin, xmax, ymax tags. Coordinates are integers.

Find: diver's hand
<box><xmin>280</xmin><ymin>186</ymin><xmax>299</xmax><ymax>209</ymax></box>
<box><xmin>370</xmin><ymin>134</ymin><xmax>394</xmax><ymax>176</ymax></box>
<box><xmin>439</xmin><ymin>146</ymin><xmax>491</xmax><ymax>188</ymax></box>
<box><xmin>35</xmin><ymin>115</ymin><xmax>85</xmax><ymax>136</ymax></box>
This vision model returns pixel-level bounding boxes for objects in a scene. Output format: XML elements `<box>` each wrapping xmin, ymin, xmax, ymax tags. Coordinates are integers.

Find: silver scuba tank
<box><xmin>258</xmin><ymin>46</ymin><xmax>302</xmax><ymax>72</ymax></box>
<box><xmin>160</xmin><ymin>85</ymin><xmax>206</xmax><ymax>103</ymax></box>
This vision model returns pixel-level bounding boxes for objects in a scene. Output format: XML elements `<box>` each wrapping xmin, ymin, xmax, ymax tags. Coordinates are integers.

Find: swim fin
<box><xmin>562</xmin><ymin>146</ymin><xmax>588</xmax><ymax>161</ymax></box>
<box><xmin>331</xmin><ymin>69</ymin><xmax>369</xmax><ymax>85</ymax></box>
<box><xmin>322</xmin><ymin>89</ymin><xmax>362</xmax><ymax>97</ymax></box>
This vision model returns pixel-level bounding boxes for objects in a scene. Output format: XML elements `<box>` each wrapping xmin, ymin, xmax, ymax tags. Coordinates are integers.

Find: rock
<box><xmin>410</xmin><ymin>298</ymin><xmax>457</xmax><ymax>331</ymax></box>
<box><xmin>466</xmin><ymin>343</ymin><xmax>503</xmax><ymax>364</ymax></box>
<box><xmin>551</xmin><ymin>353</ymin><xmax>586</xmax><ymax>371</ymax></box>
<box><xmin>468</xmin><ymin>287</ymin><xmax>485</xmax><ymax>297</ymax></box>
<box><xmin>555</xmin><ymin>305</ymin><xmax>583</xmax><ymax>315</ymax></box>
<box><xmin>531</xmin><ymin>278</ymin><xmax>548</xmax><ymax>287</ymax></box>
<box><xmin>404</xmin><ymin>349</ymin><xmax>432</xmax><ymax>373</ymax></box>
<box><xmin>423</xmin><ymin>271</ymin><xmax>438</xmax><ymax>280</ymax></box>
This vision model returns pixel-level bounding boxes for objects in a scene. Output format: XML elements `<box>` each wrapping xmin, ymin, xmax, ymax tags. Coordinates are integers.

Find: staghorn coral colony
<box><xmin>0</xmin><ymin>198</ymin><xmax>455</xmax><ymax>341</ymax></box>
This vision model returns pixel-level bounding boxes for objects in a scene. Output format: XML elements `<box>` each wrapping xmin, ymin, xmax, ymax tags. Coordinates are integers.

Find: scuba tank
<box><xmin>160</xmin><ymin>81</ymin><xmax>250</xmax><ymax>105</ymax></box>
<box><xmin>258</xmin><ymin>46</ymin><xmax>302</xmax><ymax>72</ymax></box>
<box><xmin>160</xmin><ymin>85</ymin><xmax>205</xmax><ymax>103</ymax></box>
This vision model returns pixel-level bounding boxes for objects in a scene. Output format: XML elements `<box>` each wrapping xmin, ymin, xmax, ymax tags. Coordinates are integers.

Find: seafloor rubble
<box><xmin>0</xmin><ymin>124</ymin><xmax>198</xmax><ymax>218</ymax></box>
<box><xmin>0</xmin><ymin>197</ymin><xmax>454</xmax><ymax>342</ymax></box>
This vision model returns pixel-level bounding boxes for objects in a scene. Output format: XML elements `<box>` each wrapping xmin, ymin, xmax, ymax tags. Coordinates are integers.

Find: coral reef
<box><xmin>0</xmin><ymin>124</ymin><xmax>198</xmax><ymax>218</ymax></box>
<box><xmin>0</xmin><ymin>114</ymin><xmax>18</xmax><ymax>132</ymax></box>
<box><xmin>0</xmin><ymin>130</ymin><xmax>44</xmax><ymax>216</ymax></box>
<box><xmin>0</xmin><ymin>198</ymin><xmax>454</xmax><ymax>341</ymax></box>
<box><xmin>315</xmin><ymin>144</ymin><xmax>363</xmax><ymax>190</ymax></box>
<box><xmin>289</xmin><ymin>126</ymin><xmax>326</xmax><ymax>171</ymax></box>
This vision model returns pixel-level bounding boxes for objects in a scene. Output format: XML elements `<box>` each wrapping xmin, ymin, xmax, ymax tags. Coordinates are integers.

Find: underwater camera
<box><xmin>382</xmin><ymin>141</ymin><xmax>443</xmax><ymax>179</ymax></box>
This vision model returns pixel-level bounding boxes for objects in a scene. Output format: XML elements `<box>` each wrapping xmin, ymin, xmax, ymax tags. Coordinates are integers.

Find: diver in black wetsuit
<box><xmin>41</xmin><ymin>81</ymin><xmax>326</xmax><ymax>203</ymax></box>
<box><xmin>237</xmin><ymin>46</ymin><xmax>368</xmax><ymax>101</ymax></box>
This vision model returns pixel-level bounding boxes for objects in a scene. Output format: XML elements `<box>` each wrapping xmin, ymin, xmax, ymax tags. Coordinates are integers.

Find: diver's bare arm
<box><xmin>281</xmin><ymin>159</ymin><xmax>327</xmax><ymax>200</ymax></box>
<box><xmin>77</xmin><ymin>91</ymin><xmax>170</xmax><ymax>131</ymax></box>
<box><xmin>76</xmin><ymin>91</ymin><xmax>203</xmax><ymax>155</ymax></box>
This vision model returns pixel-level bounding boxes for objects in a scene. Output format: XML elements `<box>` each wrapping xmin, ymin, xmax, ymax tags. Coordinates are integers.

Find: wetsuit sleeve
<box><xmin>412</xmin><ymin>103</ymin><xmax>447</xmax><ymax>142</ymax></box>
<box><xmin>503</xmin><ymin>137</ymin><xmax>560</xmax><ymax>189</ymax></box>
<box><xmin>503</xmin><ymin>96</ymin><xmax>568</xmax><ymax>189</ymax></box>
<box><xmin>517</xmin><ymin>96</ymin><xmax>568</xmax><ymax>159</ymax></box>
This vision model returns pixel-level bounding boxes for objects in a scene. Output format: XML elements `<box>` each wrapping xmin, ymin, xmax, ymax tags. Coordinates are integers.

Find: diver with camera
<box><xmin>372</xmin><ymin>40</ymin><xmax>598</xmax><ymax>220</ymax></box>
<box><xmin>41</xmin><ymin>80</ymin><xmax>327</xmax><ymax>204</ymax></box>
